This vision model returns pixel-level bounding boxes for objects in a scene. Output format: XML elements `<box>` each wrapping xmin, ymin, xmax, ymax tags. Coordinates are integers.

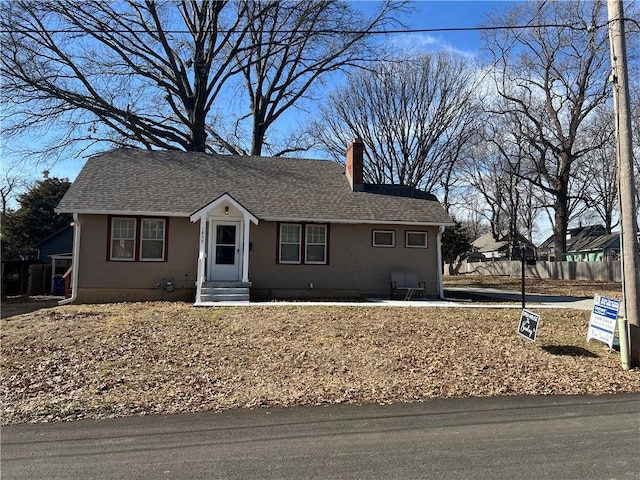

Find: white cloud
<box><xmin>388</xmin><ymin>32</ymin><xmax>480</xmax><ymax>58</ymax></box>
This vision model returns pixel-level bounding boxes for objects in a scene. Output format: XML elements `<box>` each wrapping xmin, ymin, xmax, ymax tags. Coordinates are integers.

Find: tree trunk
<box><xmin>251</xmin><ymin>118</ymin><xmax>265</xmax><ymax>157</ymax></box>
<box><xmin>553</xmin><ymin>193</ymin><xmax>569</xmax><ymax>260</ymax></box>
<box><xmin>188</xmin><ymin>113</ymin><xmax>208</xmax><ymax>153</ymax></box>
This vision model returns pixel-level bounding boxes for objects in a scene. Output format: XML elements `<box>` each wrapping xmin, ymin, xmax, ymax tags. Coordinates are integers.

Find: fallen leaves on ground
<box><xmin>1</xmin><ymin>302</ymin><xmax>638</xmax><ymax>425</ymax></box>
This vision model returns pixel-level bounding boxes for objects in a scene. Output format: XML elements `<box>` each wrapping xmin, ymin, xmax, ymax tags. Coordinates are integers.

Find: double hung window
<box><xmin>140</xmin><ymin>219</ymin><xmax>166</xmax><ymax>260</ymax></box>
<box><xmin>109</xmin><ymin>217</ymin><xmax>167</xmax><ymax>261</ymax></box>
<box><xmin>111</xmin><ymin>218</ymin><xmax>136</xmax><ymax>260</ymax></box>
<box><xmin>279</xmin><ymin>224</ymin><xmax>302</xmax><ymax>263</ymax></box>
<box><xmin>278</xmin><ymin>223</ymin><xmax>327</xmax><ymax>264</ymax></box>
<box><xmin>305</xmin><ymin>225</ymin><xmax>327</xmax><ymax>264</ymax></box>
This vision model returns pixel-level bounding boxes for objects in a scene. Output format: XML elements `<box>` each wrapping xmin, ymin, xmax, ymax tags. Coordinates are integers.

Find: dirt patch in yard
<box><xmin>2</xmin><ymin>302</ymin><xmax>638</xmax><ymax>425</ymax></box>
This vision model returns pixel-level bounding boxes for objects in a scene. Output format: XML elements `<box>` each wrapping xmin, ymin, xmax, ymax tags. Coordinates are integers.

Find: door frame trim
<box><xmin>208</xmin><ymin>220</ymin><xmax>241</xmax><ymax>282</ymax></box>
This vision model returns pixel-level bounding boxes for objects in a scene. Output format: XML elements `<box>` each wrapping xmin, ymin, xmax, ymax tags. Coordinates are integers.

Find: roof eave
<box><xmin>261</xmin><ymin>216</ymin><xmax>454</xmax><ymax>226</ymax></box>
<box><xmin>55</xmin><ymin>208</ymin><xmax>192</xmax><ymax>217</ymax></box>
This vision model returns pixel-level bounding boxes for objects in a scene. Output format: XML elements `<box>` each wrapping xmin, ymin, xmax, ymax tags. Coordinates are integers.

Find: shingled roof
<box><xmin>56</xmin><ymin>149</ymin><xmax>453</xmax><ymax>226</ymax></box>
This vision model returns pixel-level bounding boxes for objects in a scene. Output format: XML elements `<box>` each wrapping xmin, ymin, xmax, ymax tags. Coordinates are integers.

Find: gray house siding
<box><xmin>248</xmin><ymin>221</ymin><xmax>440</xmax><ymax>299</ymax></box>
<box><xmin>73</xmin><ymin>214</ymin><xmax>440</xmax><ymax>302</ymax></box>
<box><xmin>75</xmin><ymin>214</ymin><xmax>199</xmax><ymax>303</ymax></box>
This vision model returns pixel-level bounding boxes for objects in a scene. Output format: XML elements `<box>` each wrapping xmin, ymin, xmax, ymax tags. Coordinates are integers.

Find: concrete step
<box><xmin>197</xmin><ymin>286</ymin><xmax>250</xmax><ymax>304</ymax></box>
<box><xmin>203</xmin><ymin>281</ymin><xmax>252</xmax><ymax>288</ymax></box>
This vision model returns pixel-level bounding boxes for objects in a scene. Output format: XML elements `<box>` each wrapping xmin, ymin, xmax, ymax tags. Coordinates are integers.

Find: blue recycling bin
<box><xmin>53</xmin><ymin>276</ymin><xmax>65</xmax><ymax>296</ymax></box>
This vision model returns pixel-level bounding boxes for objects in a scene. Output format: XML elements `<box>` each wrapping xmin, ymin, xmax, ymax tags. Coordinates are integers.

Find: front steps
<box><xmin>196</xmin><ymin>281</ymin><xmax>251</xmax><ymax>304</ymax></box>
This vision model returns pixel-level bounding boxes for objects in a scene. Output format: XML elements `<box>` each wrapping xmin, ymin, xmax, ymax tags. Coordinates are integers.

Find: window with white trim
<box><xmin>279</xmin><ymin>224</ymin><xmax>301</xmax><ymax>263</ymax></box>
<box><xmin>140</xmin><ymin>218</ymin><xmax>166</xmax><ymax>261</ymax></box>
<box><xmin>405</xmin><ymin>231</ymin><xmax>428</xmax><ymax>248</ymax></box>
<box><xmin>372</xmin><ymin>229</ymin><xmax>395</xmax><ymax>247</ymax></box>
<box><xmin>305</xmin><ymin>225</ymin><xmax>327</xmax><ymax>264</ymax></box>
<box><xmin>110</xmin><ymin>218</ymin><xmax>136</xmax><ymax>260</ymax></box>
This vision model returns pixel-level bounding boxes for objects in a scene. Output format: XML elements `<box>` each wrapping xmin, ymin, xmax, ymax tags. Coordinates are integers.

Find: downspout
<box><xmin>59</xmin><ymin>213</ymin><xmax>81</xmax><ymax>305</ymax></box>
<box><xmin>436</xmin><ymin>225</ymin><xmax>445</xmax><ymax>299</ymax></box>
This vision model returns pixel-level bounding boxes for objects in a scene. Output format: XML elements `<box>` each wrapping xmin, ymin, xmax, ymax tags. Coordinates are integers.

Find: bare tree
<box><xmin>464</xmin><ymin>120</ymin><xmax>544</xmax><ymax>254</ymax></box>
<box><xmin>310</xmin><ymin>51</ymin><xmax>482</xmax><ymax>203</ymax></box>
<box><xmin>0</xmin><ymin>163</ymin><xmax>29</xmax><ymax>218</ymax></box>
<box><xmin>631</xmin><ymin>89</ymin><xmax>640</xmax><ymax>215</ymax></box>
<box><xmin>459</xmin><ymin>208</ymin><xmax>490</xmax><ymax>244</ymax></box>
<box><xmin>0</xmin><ymin>1</ymin><xmax>403</xmax><ymax>161</ymax></box>
<box><xmin>232</xmin><ymin>0</ymin><xmax>405</xmax><ymax>157</ymax></box>
<box><xmin>572</xmin><ymin>107</ymin><xmax>618</xmax><ymax>233</ymax></box>
<box><xmin>482</xmin><ymin>0</ymin><xmax>612</xmax><ymax>257</ymax></box>
<box><xmin>1</xmin><ymin>1</ymin><xmax>246</xmax><ymax>156</ymax></box>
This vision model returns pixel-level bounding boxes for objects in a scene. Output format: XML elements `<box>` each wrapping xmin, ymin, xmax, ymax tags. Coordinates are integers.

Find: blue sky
<box><xmin>388</xmin><ymin>0</ymin><xmax>509</xmax><ymax>55</ymax></box>
<box><xmin>33</xmin><ymin>0</ymin><xmax>513</xmax><ymax>182</ymax></box>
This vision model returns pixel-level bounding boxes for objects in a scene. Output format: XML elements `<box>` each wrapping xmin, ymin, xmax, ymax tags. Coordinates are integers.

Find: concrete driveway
<box><xmin>1</xmin><ymin>296</ymin><xmax>62</xmax><ymax>319</ymax></box>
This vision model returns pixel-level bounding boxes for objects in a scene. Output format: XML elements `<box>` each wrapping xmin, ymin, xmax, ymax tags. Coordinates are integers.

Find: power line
<box><xmin>2</xmin><ymin>21</ymin><xmax>629</xmax><ymax>36</ymax></box>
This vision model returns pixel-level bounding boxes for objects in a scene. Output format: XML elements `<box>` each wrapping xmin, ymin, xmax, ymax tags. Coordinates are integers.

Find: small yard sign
<box><xmin>518</xmin><ymin>309</ymin><xmax>541</xmax><ymax>342</ymax></box>
<box><xmin>587</xmin><ymin>295</ymin><xmax>620</xmax><ymax>349</ymax></box>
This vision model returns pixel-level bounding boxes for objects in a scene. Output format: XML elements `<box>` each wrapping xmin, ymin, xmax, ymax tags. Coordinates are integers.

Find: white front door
<box><xmin>208</xmin><ymin>221</ymin><xmax>241</xmax><ymax>281</ymax></box>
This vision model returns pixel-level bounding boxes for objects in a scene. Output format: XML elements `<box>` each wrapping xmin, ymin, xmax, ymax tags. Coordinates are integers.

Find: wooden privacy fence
<box><xmin>445</xmin><ymin>259</ymin><xmax>622</xmax><ymax>282</ymax></box>
<box><xmin>28</xmin><ymin>264</ymin><xmax>52</xmax><ymax>295</ymax></box>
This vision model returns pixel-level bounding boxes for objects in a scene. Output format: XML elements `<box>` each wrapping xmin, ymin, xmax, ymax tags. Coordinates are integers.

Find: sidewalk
<box><xmin>204</xmin><ymin>288</ymin><xmax>594</xmax><ymax>310</ymax></box>
<box><xmin>443</xmin><ymin>287</ymin><xmax>594</xmax><ymax>311</ymax></box>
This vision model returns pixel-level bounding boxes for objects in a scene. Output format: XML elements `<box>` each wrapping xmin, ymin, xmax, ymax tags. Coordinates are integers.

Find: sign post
<box><xmin>521</xmin><ymin>245</ymin><xmax>525</xmax><ymax>309</ymax></box>
<box><xmin>587</xmin><ymin>295</ymin><xmax>620</xmax><ymax>349</ymax></box>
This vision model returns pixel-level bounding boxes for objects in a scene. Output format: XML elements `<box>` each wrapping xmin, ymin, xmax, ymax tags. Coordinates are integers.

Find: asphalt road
<box><xmin>2</xmin><ymin>394</ymin><xmax>639</xmax><ymax>480</ymax></box>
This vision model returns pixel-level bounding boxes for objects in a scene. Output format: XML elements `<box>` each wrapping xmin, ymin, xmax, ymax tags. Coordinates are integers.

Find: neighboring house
<box><xmin>35</xmin><ymin>225</ymin><xmax>73</xmax><ymax>263</ymax></box>
<box><xmin>469</xmin><ymin>230</ymin><xmax>535</xmax><ymax>262</ymax></box>
<box><xmin>33</xmin><ymin>225</ymin><xmax>74</xmax><ymax>295</ymax></box>
<box><xmin>538</xmin><ymin>225</ymin><xmax>606</xmax><ymax>261</ymax></box>
<box><xmin>55</xmin><ymin>139</ymin><xmax>454</xmax><ymax>304</ymax></box>
<box><xmin>565</xmin><ymin>233</ymin><xmax>620</xmax><ymax>262</ymax></box>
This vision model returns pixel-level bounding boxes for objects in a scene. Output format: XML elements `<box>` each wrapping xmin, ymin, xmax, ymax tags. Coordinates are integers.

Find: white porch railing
<box><xmin>196</xmin><ymin>252</ymin><xmax>206</xmax><ymax>301</ymax></box>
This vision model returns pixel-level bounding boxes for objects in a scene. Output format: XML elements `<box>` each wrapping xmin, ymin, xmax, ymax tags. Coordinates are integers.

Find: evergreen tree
<box><xmin>441</xmin><ymin>221</ymin><xmax>472</xmax><ymax>265</ymax></box>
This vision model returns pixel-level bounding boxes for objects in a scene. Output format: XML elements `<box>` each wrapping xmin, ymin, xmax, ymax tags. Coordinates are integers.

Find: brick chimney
<box><xmin>346</xmin><ymin>138</ymin><xmax>364</xmax><ymax>191</ymax></box>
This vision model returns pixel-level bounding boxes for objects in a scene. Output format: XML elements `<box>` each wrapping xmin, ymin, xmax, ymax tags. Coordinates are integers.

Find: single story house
<box><xmin>565</xmin><ymin>233</ymin><xmax>620</xmax><ymax>262</ymax></box>
<box><xmin>469</xmin><ymin>230</ymin><xmax>535</xmax><ymax>262</ymax></box>
<box><xmin>538</xmin><ymin>224</ymin><xmax>606</xmax><ymax>261</ymax></box>
<box><xmin>34</xmin><ymin>225</ymin><xmax>73</xmax><ymax>264</ymax></box>
<box><xmin>55</xmin><ymin>139</ymin><xmax>454</xmax><ymax>304</ymax></box>
<box><xmin>34</xmin><ymin>225</ymin><xmax>74</xmax><ymax>295</ymax></box>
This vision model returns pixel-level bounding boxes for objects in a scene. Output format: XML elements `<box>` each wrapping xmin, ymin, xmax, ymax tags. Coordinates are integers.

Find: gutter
<box><xmin>436</xmin><ymin>224</ymin><xmax>445</xmax><ymax>299</ymax></box>
<box><xmin>58</xmin><ymin>213</ymin><xmax>81</xmax><ymax>305</ymax></box>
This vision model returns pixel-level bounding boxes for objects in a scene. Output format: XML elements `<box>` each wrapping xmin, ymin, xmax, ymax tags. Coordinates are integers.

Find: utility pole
<box><xmin>607</xmin><ymin>0</ymin><xmax>640</xmax><ymax>368</ymax></box>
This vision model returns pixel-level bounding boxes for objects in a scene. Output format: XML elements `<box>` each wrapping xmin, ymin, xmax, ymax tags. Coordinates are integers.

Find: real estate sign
<box><xmin>587</xmin><ymin>295</ymin><xmax>620</xmax><ymax>348</ymax></box>
<box><xmin>518</xmin><ymin>309</ymin><xmax>540</xmax><ymax>342</ymax></box>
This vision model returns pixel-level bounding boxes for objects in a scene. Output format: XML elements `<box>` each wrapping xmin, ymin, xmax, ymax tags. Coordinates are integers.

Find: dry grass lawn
<box><xmin>2</xmin><ymin>287</ymin><xmax>639</xmax><ymax>425</ymax></box>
